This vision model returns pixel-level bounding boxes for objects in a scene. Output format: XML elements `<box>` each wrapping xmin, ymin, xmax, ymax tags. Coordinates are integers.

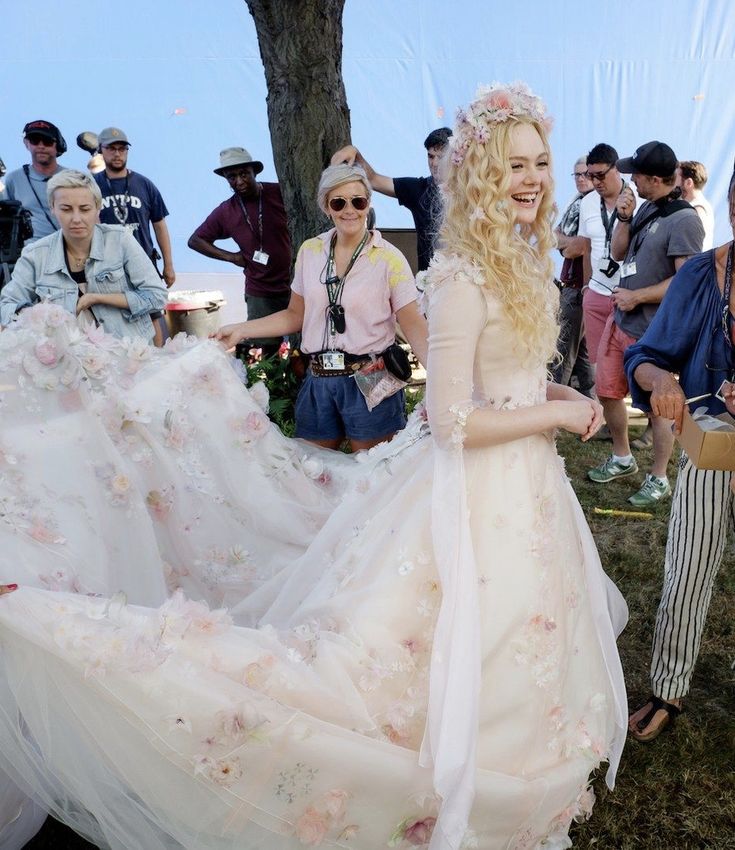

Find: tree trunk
<box><xmin>245</xmin><ymin>0</ymin><xmax>351</xmax><ymax>255</ymax></box>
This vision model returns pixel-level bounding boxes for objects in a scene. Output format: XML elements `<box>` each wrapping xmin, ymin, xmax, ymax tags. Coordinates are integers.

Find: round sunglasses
<box><xmin>328</xmin><ymin>196</ymin><xmax>369</xmax><ymax>212</ymax></box>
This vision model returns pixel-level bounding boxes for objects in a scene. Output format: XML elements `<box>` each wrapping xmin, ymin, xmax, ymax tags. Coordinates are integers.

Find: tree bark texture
<box><xmin>246</xmin><ymin>0</ymin><xmax>352</xmax><ymax>254</ymax></box>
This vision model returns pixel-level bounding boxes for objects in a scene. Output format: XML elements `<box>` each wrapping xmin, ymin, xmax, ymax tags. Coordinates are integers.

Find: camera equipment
<box><xmin>328</xmin><ymin>303</ymin><xmax>346</xmax><ymax>335</ymax></box>
<box><xmin>0</xmin><ymin>201</ymin><xmax>34</xmax><ymax>291</ymax></box>
<box><xmin>76</xmin><ymin>131</ymin><xmax>100</xmax><ymax>154</ymax></box>
<box><xmin>601</xmin><ymin>258</ymin><xmax>620</xmax><ymax>279</ymax></box>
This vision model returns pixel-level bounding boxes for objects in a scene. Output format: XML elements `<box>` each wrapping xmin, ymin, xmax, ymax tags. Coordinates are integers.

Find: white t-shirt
<box><xmin>691</xmin><ymin>192</ymin><xmax>714</xmax><ymax>251</ymax></box>
<box><xmin>578</xmin><ymin>182</ymin><xmax>641</xmax><ymax>296</ymax></box>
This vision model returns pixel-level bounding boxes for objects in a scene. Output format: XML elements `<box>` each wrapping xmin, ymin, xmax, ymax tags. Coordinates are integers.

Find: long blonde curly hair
<box><xmin>438</xmin><ymin>90</ymin><xmax>559</xmax><ymax>366</ymax></box>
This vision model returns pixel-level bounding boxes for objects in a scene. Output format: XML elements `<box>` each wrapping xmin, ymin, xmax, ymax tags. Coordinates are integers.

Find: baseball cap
<box><xmin>98</xmin><ymin>127</ymin><xmax>131</xmax><ymax>147</ymax></box>
<box><xmin>617</xmin><ymin>141</ymin><xmax>678</xmax><ymax>178</ymax></box>
<box><xmin>23</xmin><ymin>120</ymin><xmax>62</xmax><ymax>144</ymax></box>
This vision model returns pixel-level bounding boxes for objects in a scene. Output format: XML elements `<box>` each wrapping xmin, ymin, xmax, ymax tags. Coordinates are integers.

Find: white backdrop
<box><xmin>1</xmin><ymin>0</ymin><xmax>733</xmax><ymax>280</ymax></box>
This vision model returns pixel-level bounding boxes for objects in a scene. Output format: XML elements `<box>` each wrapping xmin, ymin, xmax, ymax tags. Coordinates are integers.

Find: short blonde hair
<box><xmin>317</xmin><ymin>163</ymin><xmax>371</xmax><ymax>215</ymax></box>
<box><xmin>47</xmin><ymin>169</ymin><xmax>102</xmax><ymax>208</ymax></box>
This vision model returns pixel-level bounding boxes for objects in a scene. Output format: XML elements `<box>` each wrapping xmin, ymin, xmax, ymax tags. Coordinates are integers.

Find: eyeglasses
<box><xmin>27</xmin><ymin>134</ymin><xmax>55</xmax><ymax>146</ymax></box>
<box><xmin>585</xmin><ymin>164</ymin><xmax>614</xmax><ymax>182</ymax></box>
<box><xmin>328</xmin><ymin>196</ymin><xmax>369</xmax><ymax>212</ymax></box>
<box><xmin>572</xmin><ymin>172</ymin><xmax>588</xmax><ymax>179</ymax></box>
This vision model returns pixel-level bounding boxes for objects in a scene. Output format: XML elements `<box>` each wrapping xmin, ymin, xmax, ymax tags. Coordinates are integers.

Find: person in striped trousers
<box><xmin>623</xmin><ymin>165</ymin><xmax>735</xmax><ymax>741</ymax></box>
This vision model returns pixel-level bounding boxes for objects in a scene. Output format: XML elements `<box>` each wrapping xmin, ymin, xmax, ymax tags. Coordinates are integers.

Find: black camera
<box><xmin>328</xmin><ymin>303</ymin><xmax>346</xmax><ymax>335</ymax></box>
<box><xmin>0</xmin><ymin>200</ymin><xmax>34</xmax><ymax>290</ymax></box>
<box><xmin>600</xmin><ymin>257</ymin><xmax>620</xmax><ymax>279</ymax></box>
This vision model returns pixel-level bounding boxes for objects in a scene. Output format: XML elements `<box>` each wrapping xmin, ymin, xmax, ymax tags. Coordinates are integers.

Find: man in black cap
<box><xmin>188</xmin><ymin>146</ymin><xmax>292</xmax><ymax>357</ymax></box>
<box><xmin>1</xmin><ymin>120</ymin><xmax>67</xmax><ymax>242</ymax></box>
<box><xmin>587</xmin><ymin>141</ymin><xmax>704</xmax><ymax>507</ymax></box>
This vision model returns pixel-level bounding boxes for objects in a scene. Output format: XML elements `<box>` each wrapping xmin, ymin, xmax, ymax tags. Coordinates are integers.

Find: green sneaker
<box><xmin>587</xmin><ymin>455</ymin><xmax>638</xmax><ymax>483</ymax></box>
<box><xmin>628</xmin><ymin>474</ymin><xmax>671</xmax><ymax>507</ymax></box>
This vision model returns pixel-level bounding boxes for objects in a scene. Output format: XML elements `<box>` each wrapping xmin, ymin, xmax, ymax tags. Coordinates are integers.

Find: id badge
<box><xmin>252</xmin><ymin>250</ymin><xmax>269</xmax><ymax>265</ymax></box>
<box><xmin>320</xmin><ymin>351</ymin><xmax>345</xmax><ymax>370</ymax></box>
<box><xmin>620</xmin><ymin>261</ymin><xmax>637</xmax><ymax>279</ymax></box>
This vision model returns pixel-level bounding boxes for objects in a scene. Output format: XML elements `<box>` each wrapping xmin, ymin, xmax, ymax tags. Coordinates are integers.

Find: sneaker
<box><xmin>628</xmin><ymin>474</ymin><xmax>671</xmax><ymax>507</ymax></box>
<box><xmin>587</xmin><ymin>455</ymin><xmax>638</xmax><ymax>483</ymax></box>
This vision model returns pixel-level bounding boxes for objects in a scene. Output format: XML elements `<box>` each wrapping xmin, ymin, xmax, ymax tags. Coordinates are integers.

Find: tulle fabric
<box><xmin>0</xmin><ymin>267</ymin><xmax>628</xmax><ymax>850</ymax></box>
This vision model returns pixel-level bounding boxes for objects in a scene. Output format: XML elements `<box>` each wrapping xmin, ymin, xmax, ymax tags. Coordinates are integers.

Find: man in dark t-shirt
<box><xmin>331</xmin><ymin>128</ymin><xmax>452</xmax><ymax>271</ymax></box>
<box><xmin>94</xmin><ymin>126</ymin><xmax>175</xmax><ymax>346</ymax></box>
<box><xmin>188</xmin><ymin>146</ymin><xmax>292</xmax><ymax>356</ymax></box>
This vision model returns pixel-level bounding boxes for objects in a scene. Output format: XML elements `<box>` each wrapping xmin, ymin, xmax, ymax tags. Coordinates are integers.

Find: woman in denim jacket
<box><xmin>0</xmin><ymin>170</ymin><xmax>166</xmax><ymax>342</ymax></box>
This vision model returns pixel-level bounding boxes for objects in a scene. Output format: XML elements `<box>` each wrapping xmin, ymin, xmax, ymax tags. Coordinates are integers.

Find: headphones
<box><xmin>23</xmin><ymin>122</ymin><xmax>67</xmax><ymax>156</ymax></box>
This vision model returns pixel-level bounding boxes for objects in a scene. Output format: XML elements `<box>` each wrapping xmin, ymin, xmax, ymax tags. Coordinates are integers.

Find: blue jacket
<box><xmin>624</xmin><ymin>249</ymin><xmax>730</xmax><ymax>416</ymax></box>
<box><xmin>0</xmin><ymin>223</ymin><xmax>167</xmax><ymax>342</ymax></box>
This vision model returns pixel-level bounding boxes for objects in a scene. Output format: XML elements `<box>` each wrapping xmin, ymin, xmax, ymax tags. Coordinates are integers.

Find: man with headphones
<box><xmin>1</xmin><ymin>120</ymin><xmax>67</xmax><ymax>243</ymax></box>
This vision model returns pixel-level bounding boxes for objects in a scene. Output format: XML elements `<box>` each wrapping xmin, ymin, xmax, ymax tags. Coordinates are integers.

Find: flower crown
<box><xmin>449</xmin><ymin>82</ymin><xmax>552</xmax><ymax>166</ymax></box>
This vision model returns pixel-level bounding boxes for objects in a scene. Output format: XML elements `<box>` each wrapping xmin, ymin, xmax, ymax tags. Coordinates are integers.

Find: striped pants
<box><xmin>651</xmin><ymin>454</ymin><xmax>734</xmax><ymax>700</ymax></box>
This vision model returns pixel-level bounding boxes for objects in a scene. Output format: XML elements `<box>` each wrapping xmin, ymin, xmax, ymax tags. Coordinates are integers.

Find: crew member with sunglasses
<box><xmin>1</xmin><ymin>120</ymin><xmax>67</xmax><ymax>243</ymax></box>
<box><xmin>587</xmin><ymin>141</ymin><xmax>704</xmax><ymax>506</ymax></box>
<box><xmin>215</xmin><ymin>163</ymin><xmax>428</xmax><ymax>452</ymax></box>
<box><xmin>188</xmin><ymin>146</ymin><xmax>292</xmax><ymax>357</ymax></box>
<box><xmin>622</xmin><ymin>166</ymin><xmax>735</xmax><ymax>743</ymax></box>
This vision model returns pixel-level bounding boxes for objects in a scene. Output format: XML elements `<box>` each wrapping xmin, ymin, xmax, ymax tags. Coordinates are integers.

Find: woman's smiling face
<box><xmin>506</xmin><ymin>123</ymin><xmax>550</xmax><ymax>226</ymax></box>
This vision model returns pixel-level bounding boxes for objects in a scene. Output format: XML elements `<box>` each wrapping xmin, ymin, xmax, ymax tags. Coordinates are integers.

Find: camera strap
<box><xmin>600</xmin><ymin>179</ymin><xmax>628</xmax><ymax>255</ymax></box>
<box><xmin>23</xmin><ymin>165</ymin><xmax>58</xmax><ymax>230</ymax></box>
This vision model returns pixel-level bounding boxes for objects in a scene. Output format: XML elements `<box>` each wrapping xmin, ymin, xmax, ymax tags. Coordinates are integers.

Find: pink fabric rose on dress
<box><xmin>403</xmin><ymin>817</ymin><xmax>436</xmax><ymax>846</ymax></box>
<box><xmin>34</xmin><ymin>339</ymin><xmax>59</xmax><ymax>366</ymax></box>
<box><xmin>294</xmin><ymin>806</ymin><xmax>329</xmax><ymax>846</ymax></box>
<box><xmin>245</xmin><ymin>410</ymin><xmax>269</xmax><ymax>438</ymax></box>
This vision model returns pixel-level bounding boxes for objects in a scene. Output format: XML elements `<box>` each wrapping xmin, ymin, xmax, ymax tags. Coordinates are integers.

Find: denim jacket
<box><xmin>0</xmin><ymin>224</ymin><xmax>167</xmax><ymax>342</ymax></box>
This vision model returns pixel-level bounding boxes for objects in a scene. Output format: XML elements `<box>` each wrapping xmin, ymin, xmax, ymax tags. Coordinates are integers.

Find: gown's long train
<box><xmin>0</xmin><ymin>262</ymin><xmax>627</xmax><ymax>850</ymax></box>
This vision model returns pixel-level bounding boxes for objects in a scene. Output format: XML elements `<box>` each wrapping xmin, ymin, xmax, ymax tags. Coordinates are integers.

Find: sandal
<box><xmin>629</xmin><ymin>695</ymin><xmax>682</xmax><ymax>742</ymax></box>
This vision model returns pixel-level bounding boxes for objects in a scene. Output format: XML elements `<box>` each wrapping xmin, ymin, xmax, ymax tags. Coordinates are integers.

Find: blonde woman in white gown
<box><xmin>0</xmin><ymin>83</ymin><xmax>627</xmax><ymax>850</ymax></box>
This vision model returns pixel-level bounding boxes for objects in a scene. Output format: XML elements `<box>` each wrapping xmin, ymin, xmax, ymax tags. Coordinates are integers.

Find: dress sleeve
<box><xmin>425</xmin><ymin>267</ymin><xmax>488</xmax><ymax>451</ymax></box>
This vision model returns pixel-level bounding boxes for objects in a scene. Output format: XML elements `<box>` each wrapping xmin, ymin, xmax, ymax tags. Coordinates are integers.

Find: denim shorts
<box><xmin>295</xmin><ymin>371</ymin><xmax>406</xmax><ymax>441</ymax></box>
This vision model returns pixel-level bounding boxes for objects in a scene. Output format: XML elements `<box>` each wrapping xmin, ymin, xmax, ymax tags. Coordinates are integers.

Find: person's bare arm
<box><xmin>188</xmin><ymin>234</ymin><xmax>246</xmax><ymax>268</ymax></box>
<box><xmin>214</xmin><ymin>293</ymin><xmax>305</xmax><ymax>350</ymax></box>
<box><xmin>330</xmin><ymin>145</ymin><xmax>396</xmax><ymax>197</ymax></box>
<box><xmin>152</xmin><ymin>219</ymin><xmax>175</xmax><ymax>287</ymax></box>
<box><xmin>610</xmin><ymin>186</ymin><xmax>637</xmax><ymax>261</ymax></box>
<box><xmin>633</xmin><ymin>362</ymin><xmax>687</xmax><ymax>433</ymax></box>
<box><xmin>556</xmin><ymin>233</ymin><xmax>589</xmax><ymax>259</ymax></box>
<box><xmin>395</xmin><ymin>301</ymin><xmax>428</xmax><ymax>367</ymax></box>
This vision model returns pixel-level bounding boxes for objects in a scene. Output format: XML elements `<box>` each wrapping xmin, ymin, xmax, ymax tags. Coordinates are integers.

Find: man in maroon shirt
<box><xmin>188</xmin><ymin>147</ymin><xmax>292</xmax><ymax>356</ymax></box>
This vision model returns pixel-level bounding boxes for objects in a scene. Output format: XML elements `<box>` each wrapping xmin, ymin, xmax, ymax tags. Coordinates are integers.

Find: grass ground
<box><xmin>23</xmin><ymin>425</ymin><xmax>735</xmax><ymax>850</ymax></box>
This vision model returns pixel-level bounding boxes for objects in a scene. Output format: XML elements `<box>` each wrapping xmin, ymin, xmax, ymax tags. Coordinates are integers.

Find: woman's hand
<box><xmin>76</xmin><ymin>292</ymin><xmax>99</xmax><ymax>314</ymax></box>
<box><xmin>0</xmin><ymin>584</ymin><xmax>18</xmax><ymax>596</ymax></box>
<box><xmin>719</xmin><ymin>380</ymin><xmax>735</xmax><ymax>417</ymax></box>
<box><xmin>212</xmin><ymin>322</ymin><xmax>247</xmax><ymax>350</ymax></box>
<box><xmin>554</xmin><ymin>399</ymin><xmax>597</xmax><ymax>438</ymax></box>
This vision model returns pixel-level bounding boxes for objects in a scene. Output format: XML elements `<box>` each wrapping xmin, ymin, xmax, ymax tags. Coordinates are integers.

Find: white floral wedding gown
<box><xmin>0</xmin><ymin>257</ymin><xmax>628</xmax><ymax>850</ymax></box>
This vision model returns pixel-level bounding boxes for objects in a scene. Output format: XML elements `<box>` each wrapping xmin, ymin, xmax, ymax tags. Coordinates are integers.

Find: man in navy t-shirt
<box><xmin>331</xmin><ymin>128</ymin><xmax>452</xmax><ymax>271</ymax></box>
<box><xmin>94</xmin><ymin>127</ymin><xmax>175</xmax><ymax>346</ymax></box>
<box><xmin>94</xmin><ymin>127</ymin><xmax>175</xmax><ymax>285</ymax></box>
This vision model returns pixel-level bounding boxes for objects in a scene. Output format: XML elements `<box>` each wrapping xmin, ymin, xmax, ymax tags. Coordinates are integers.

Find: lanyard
<box><xmin>237</xmin><ymin>190</ymin><xmax>263</xmax><ymax>252</ymax></box>
<box><xmin>103</xmin><ymin>172</ymin><xmax>131</xmax><ymax>225</ymax></box>
<box><xmin>322</xmin><ymin>230</ymin><xmax>369</xmax><ymax>342</ymax></box>
<box><xmin>600</xmin><ymin>180</ymin><xmax>625</xmax><ymax>253</ymax></box>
